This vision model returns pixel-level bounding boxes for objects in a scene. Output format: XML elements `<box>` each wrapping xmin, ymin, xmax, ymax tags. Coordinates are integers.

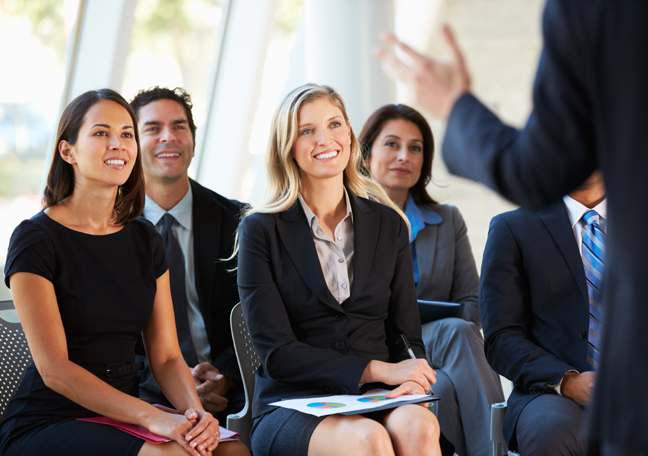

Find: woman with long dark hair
<box><xmin>360</xmin><ymin>104</ymin><xmax>505</xmax><ymax>456</ymax></box>
<box><xmin>0</xmin><ymin>89</ymin><xmax>248</xmax><ymax>456</ymax></box>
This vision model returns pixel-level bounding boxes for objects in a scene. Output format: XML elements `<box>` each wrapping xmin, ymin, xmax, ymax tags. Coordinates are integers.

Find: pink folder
<box><xmin>77</xmin><ymin>416</ymin><xmax>240</xmax><ymax>444</ymax></box>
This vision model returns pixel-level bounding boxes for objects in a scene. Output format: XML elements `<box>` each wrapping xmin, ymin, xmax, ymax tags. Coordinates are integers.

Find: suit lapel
<box><xmin>191</xmin><ymin>179</ymin><xmax>223</xmax><ymax>320</ymax></box>
<box><xmin>276</xmin><ymin>202</ymin><xmax>341</xmax><ymax>311</ymax></box>
<box><xmin>414</xmin><ymin>224</ymin><xmax>438</xmax><ymax>297</ymax></box>
<box><xmin>345</xmin><ymin>192</ymin><xmax>379</xmax><ymax>306</ymax></box>
<box><xmin>539</xmin><ymin>202</ymin><xmax>588</xmax><ymax>302</ymax></box>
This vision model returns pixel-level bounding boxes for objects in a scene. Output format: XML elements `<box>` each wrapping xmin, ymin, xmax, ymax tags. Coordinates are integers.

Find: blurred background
<box><xmin>0</xmin><ymin>0</ymin><xmax>544</xmax><ymax>301</ymax></box>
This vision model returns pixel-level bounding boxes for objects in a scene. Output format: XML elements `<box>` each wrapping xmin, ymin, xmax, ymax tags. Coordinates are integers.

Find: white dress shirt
<box><xmin>143</xmin><ymin>185</ymin><xmax>212</xmax><ymax>364</ymax></box>
<box><xmin>298</xmin><ymin>189</ymin><xmax>354</xmax><ymax>304</ymax></box>
<box><xmin>552</xmin><ymin>195</ymin><xmax>607</xmax><ymax>394</ymax></box>
<box><xmin>562</xmin><ymin>195</ymin><xmax>607</xmax><ymax>248</ymax></box>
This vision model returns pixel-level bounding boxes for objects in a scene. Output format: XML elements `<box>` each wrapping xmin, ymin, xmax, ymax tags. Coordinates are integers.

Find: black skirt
<box><xmin>251</xmin><ymin>407</ymin><xmax>455</xmax><ymax>456</ymax></box>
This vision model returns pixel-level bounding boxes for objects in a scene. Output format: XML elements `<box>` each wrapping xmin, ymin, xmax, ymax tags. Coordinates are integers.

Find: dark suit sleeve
<box><xmin>442</xmin><ymin>0</ymin><xmax>595</xmax><ymax>209</ymax></box>
<box><xmin>237</xmin><ymin>215</ymin><xmax>370</xmax><ymax>394</ymax></box>
<box><xmin>211</xmin><ymin>346</ymin><xmax>240</xmax><ymax>382</ymax></box>
<box><xmin>448</xmin><ymin>207</ymin><xmax>480</xmax><ymax>327</ymax></box>
<box><xmin>385</xmin><ymin>217</ymin><xmax>426</xmax><ymax>362</ymax></box>
<box><xmin>480</xmin><ymin>215</ymin><xmax>575</xmax><ymax>391</ymax></box>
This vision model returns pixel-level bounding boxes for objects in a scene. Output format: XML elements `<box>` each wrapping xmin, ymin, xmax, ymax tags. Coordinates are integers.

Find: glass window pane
<box><xmin>121</xmin><ymin>0</ymin><xmax>225</xmax><ymax>137</ymax></box>
<box><xmin>0</xmin><ymin>0</ymin><xmax>80</xmax><ymax>300</ymax></box>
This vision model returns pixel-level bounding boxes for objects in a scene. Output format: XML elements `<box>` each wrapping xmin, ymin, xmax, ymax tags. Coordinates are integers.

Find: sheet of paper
<box><xmin>269</xmin><ymin>388</ymin><xmax>434</xmax><ymax>417</ymax></box>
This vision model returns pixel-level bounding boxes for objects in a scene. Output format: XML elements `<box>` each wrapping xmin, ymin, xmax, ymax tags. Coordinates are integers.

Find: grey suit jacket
<box><xmin>413</xmin><ymin>203</ymin><xmax>480</xmax><ymax>327</ymax></box>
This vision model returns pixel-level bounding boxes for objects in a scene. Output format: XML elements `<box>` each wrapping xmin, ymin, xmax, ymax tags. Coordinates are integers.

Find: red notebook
<box><xmin>77</xmin><ymin>406</ymin><xmax>240</xmax><ymax>444</ymax></box>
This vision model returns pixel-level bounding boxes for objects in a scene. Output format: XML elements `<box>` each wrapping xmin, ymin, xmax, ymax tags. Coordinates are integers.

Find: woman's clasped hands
<box><xmin>147</xmin><ymin>407</ymin><xmax>221</xmax><ymax>456</ymax></box>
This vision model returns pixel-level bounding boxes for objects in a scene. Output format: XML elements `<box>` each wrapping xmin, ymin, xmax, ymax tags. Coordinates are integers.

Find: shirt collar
<box><xmin>404</xmin><ymin>193</ymin><xmax>442</xmax><ymax>242</ymax></box>
<box><xmin>562</xmin><ymin>194</ymin><xmax>607</xmax><ymax>228</ymax></box>
<box><xmin>144</xmin><ymin>184</ymin><xmax>193</xmax><ymax>231</ymax></box>
<box><xmin>298</xmin><ymin>187</ymin><xmax>354</xmax><ymax>232</ymax></box>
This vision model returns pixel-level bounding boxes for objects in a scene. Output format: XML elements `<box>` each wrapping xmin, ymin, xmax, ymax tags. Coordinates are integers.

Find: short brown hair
<box><xmin>43</xmin><ymin>89</ymin><xmax>145</xmax><ymax>224</ymax></box>
<box><xmin>130</xmin><ymin>86</ymin><xmax>197</xmax><ymax>141</ymax></box>
<box><xmin>359</xmin><ymin>104</ymin><xmax>437</xmax><ymax>206</ymax></box>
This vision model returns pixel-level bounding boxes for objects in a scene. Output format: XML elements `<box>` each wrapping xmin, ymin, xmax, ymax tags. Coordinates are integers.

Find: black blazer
<box><xmin>189</xmin><ymin>179</ymin><xmax>244</xmax><ymax>380</ymax></box>
<box><xmin>479</xmin><ymin>202</ymin><xmax>589</xmax><ymax>444</ymax></box>
<box><xmin>442</xmin><ymin>0</ymin><xmax>648</xmax><ymax>445</ymax></box>
<box><xmin>139</xmin><ymin>179</ymin><xmax>244</xmax><ymax>397</ymax></box>
<box><xmin>237</xmin><ymin>191</ymin><xmax>425</xmax><ymax>418</ymax></box>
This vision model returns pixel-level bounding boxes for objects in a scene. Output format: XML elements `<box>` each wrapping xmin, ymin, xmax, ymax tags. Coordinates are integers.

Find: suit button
<box><xmin>335</xmin><ymin>341</ymin><xmax>346</xmax><ymax>350</ymax></box>
<box><xmin>333</xmin><ymin>386</ymin><xmax>341</xmax><ymax>394</ymax></box>
<box><xmin>580</xmin><ymin>330</ymin><xmax>587</xmax><ymax>339</ymax></box>
<box><xmin>335</xmin><ymin>312</ymin><xmax>343</xmax><ymax>318</ymax></box>
<box><xmin>323</xmin><ymin>384</ymin><xmax>330</xmax><ymax>392</ymax></box>
<box><xmin>343</xmin><ymin>387</ymin><xmax>350</xmax><ymax>394</ymax></box>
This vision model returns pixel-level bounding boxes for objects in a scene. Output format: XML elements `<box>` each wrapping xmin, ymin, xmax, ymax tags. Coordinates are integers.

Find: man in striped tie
<box><xmin>478</xmin><ymin>172</ymin><xmax>605</xmax><ymax>455</ymax></box>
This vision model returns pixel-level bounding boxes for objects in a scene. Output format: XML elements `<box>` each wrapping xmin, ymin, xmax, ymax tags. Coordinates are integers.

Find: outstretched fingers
<box><xmin>442</xmin><ymin>24</ymin><xmax>472</xmax><ymax>90</ymax></box>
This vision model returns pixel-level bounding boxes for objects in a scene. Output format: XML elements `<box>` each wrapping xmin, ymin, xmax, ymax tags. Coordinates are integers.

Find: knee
<box><xmin>409</xmin><ymin>409</ymin><xmax>440</xmax><ymax>444</ymax></box>
<box><xmin>216</xmin><ymin>441</ymin><xmax>251</xmax><ymax>456</ymax></box>
<box><xmin>350</xmin><ymin>420</ymin><xmax>393</xmax><ymax>456</ymax></box>
<box><xmin>444</xmin><ymin>318</ymin><xmax>477</xmax><ymax>341</ymax></box>
<box><xmin>389</xmin><ymin>406</ymin><xmax>440</xmax><ymax>446</ymax></box>
<box><xmin>516</xmin><ymin>409</ymin><xmax>586</xmax><ymax>455</ymax></box>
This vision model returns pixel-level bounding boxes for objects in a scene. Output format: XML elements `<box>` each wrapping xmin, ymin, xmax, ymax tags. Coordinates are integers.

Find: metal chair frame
<box><xmin>491</xmin><ymin>399</ymin><xmax>520</xmax><ymax>456</ymax></box>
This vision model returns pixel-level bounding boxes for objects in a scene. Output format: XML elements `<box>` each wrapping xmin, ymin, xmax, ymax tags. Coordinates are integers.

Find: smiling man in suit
<box><xmin>130</xmin><ymin>87</ymin><xmax>245</xmax><ymax>422</ymax></box>
<box><xmin>479</xmin><ymin>172</ymin><xmax>605</xmax><ymax>455</ymax></box>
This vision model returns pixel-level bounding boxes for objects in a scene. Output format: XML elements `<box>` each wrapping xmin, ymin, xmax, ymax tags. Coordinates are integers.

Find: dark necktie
<box><xmin>582</xmin><ymin>210</ymin><xmax>605</xmax><ymax>371</ymax></box>
<box><xmin>161</xmin><ymin>213</ymin><xmax>198</xmax><ymax>367</ymax></box>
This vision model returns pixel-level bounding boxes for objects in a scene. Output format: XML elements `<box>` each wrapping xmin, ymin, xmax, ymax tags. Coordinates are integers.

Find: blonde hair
<box><xmin>232</xmin><ymin>83</ymin><xmax>409</xmax><ymax>257</ymax></box>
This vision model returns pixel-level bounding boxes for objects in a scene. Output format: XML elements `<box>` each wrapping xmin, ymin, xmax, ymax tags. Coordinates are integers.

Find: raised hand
<box><xmin>374</xmin><ymin>25</ymin><xmax>472</xmax><ymax>119</ymax></box>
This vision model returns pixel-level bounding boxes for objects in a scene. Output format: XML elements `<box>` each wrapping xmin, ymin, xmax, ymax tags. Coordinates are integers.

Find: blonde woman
<box><xmin>236</xmin><ymin>84</ymin><xmax>454</xmax><ymax>456</ymax></box>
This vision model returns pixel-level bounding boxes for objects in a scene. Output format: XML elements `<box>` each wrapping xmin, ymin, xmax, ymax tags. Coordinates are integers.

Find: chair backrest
<box><xmin>0</xmin><ymin>299</ymin><xmax>32</xmax><ymax>422</ymax></box>
<box><xmin>227</xmin><ymin>303</ymin><xmax>261</xmax><ymax>448</ymax></box>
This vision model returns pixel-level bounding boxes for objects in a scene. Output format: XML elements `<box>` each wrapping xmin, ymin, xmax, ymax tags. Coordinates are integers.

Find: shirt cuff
<box><xmin>552</xmin><ymin>370</ymin><xmax>580</xmax><ymax>395</ymax></box>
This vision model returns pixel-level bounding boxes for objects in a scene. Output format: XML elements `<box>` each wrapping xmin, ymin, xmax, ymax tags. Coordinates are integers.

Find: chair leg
<box><xmin>428</xmin><ymin>401</ymin><xmax>438</xmax><ymax>417</ymax></box>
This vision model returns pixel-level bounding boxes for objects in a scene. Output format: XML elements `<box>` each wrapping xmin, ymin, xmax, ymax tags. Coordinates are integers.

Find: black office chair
<box><xmin>227</xmin><ymin>303</ymin><xmax>261</xmax><ymax>449</ymax></box>
<box><xmin>0</xmin><ymin>299</ymin><xmax>32</xmax><ymax>422</ymax></box>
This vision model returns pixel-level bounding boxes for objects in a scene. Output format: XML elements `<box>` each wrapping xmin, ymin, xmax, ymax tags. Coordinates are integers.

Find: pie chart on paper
<box><xmin>306</xmin><ymin>402</ymin><xmax>347</xmax><ymax>409</ymax></box>
<box><xmin>358</xmin><ymin>395</ymin><xmax>388</xmax><ymax>403</ymax></box>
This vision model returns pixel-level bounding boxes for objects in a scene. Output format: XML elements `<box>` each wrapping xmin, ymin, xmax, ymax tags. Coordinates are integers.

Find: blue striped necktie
<box><xmin>582</xmin><ymin>210</ymin><xmax>605</xmax><ymax>371</ymax></box>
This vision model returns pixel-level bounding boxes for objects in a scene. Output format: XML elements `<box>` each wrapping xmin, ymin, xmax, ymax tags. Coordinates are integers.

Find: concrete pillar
<box><xmin>195</xmin><ymin>0</ymin><xmax>279</xmax><ymax>199</ymax></box>
<box><xmin>68</xmin><ymin>0</ymin><xmax>137</xmax><ymax>100</ymax></box>
<box><xmin>302</xmin><ymin>0</ymin><xmax>396</xmax><ymax>131</ymax></box>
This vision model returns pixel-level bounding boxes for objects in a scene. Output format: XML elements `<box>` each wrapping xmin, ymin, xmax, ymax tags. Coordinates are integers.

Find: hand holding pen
<box><xmin>384</xmin><ymin>335</ymin><xmax>437</xmax><ymax>399</ymax></box>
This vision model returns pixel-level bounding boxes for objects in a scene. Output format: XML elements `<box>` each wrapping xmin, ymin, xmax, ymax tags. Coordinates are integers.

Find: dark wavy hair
<box><xmin>129</xmin><ymin>86</ymin><xmax>197</xmax><ymax>141</ymax></box>
<box><xmin>359</xmin><ymin>104</ymin><xmax>437</xmax><ymax>205</ymax></box>
<box><xmin>43</xmin><ymin>88</ymin><xmax>145</xmax><ymax>224</ymax></box>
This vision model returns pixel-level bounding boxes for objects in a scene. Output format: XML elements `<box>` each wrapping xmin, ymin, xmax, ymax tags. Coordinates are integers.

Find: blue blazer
<box><xmin>237</xmin><ymin>191</ymin><xmax>426</xmax><ymax>418</ymax></box>
<box><xmin>479</xmin><ymin>201</ymin><xmax>589</xmax><ymax>444</ymax></box>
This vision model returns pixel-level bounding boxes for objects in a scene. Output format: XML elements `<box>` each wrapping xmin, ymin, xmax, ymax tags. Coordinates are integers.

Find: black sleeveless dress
<box><xmin>0</xmin><ymin>212</ymin><xmax>166</xmax><ymax>456</ymax></box>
